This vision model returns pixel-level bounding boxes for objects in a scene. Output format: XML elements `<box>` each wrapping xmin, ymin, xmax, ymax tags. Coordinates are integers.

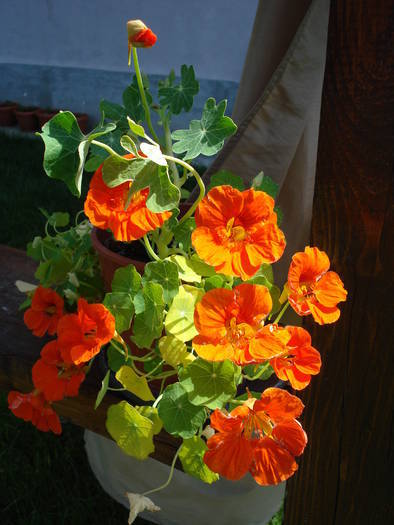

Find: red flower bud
<box><xmin>127</xmin><ymin>19</ymin><xmax>157</xmax><ymax>48</ymax></box>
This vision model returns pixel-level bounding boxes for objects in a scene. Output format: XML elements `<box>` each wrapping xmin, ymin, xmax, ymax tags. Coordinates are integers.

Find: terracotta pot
<box><xmin>75</xmin><ymin>112</ymin><xmax>89</xmax><ymax>133</ymax></box>
<box><xmin>36</xmin><ymin>109</ymin><xmax>59</xmax><ymax>128</ymax></box>
<box><xmin>15</xmin><ymin>107</ymin><xmax>39</xmax><ymax>132</ymax></box>
<box><xmin>91</xmin><ymin>227</ymin><xmax>147</xmax><ymax>292</ymax></box>
<box><xmin>0</xmin><ymin>101</ymin><xmax>17</xmax><ymax>126</ymax></box>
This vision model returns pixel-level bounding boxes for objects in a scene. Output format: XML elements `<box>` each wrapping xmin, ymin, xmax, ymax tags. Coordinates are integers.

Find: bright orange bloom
<box><xmin>193</xmin><ymin>284</ymin><xmax>290</xmax><ymax>365</ymax></box>
<box><xmin>84</xmin><ymin>154</ymin><xmax>172</xmax><ymax>242</ymax></box>
<box><xmin>288</xmin><ymin>246</ymin><xmax>347</xmax><ymax>324</ymax></box>
<box><xmin>204</xmin><ymin>387</ymin><xmax>307</xmax><ymax>485</ymax></box>
<box><xmin>32</xmin><ymin>340</ymin><xmax>86</xmax><ymax>401</ymax></box>
<box><xmin>23</xmin><ymin>286</ymin><xmax>64</xmax><ymax>337</ymax></box>
<box><xmin>191</xmin><ymin>185</ymin><xmax>286</xmax><ymax>280</ymax></box>
<box><xmin>57</xmin><ymin>298</ymin><xmax>115</xmax><ymax>365</ymax></box>
<box><xmin>127</xmin><ymin>20</ymin><xmax>157</xmax><ymax>48</ymax></box>
<box><xmin>8</xmin><ymin>390</ymin><xmax>62</xmax><ymax>434</ymax></box>
<box><xmin>270</xmin><ymin>326</ymin><xmax>321</xmax><ymax>390</ymax></box>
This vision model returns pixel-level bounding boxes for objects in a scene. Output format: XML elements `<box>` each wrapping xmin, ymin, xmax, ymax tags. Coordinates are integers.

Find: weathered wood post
<box><xmin>284</xmin><ymin>1</ymin><xmax>393</xmax><ymax>523</ymax></box>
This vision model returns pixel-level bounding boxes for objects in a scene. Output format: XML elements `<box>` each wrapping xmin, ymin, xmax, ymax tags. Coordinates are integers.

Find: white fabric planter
<box><xmin>85</xmin><ymin>430</ymin><xmax>285</xmax><ymax>525</ymax></box>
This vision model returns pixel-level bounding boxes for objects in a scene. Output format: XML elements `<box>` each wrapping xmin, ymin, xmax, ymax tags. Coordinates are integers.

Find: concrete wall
<box><xmin>1</xmin><ymin>0</ymin><xmax>258</xmax><ymax>126</ymax></box>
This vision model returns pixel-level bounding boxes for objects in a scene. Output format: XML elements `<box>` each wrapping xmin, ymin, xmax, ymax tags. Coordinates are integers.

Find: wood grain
<box><xmin>0</xmin><ymin>246</ymin><xmax>181</xmax><ymax>468</ymax></box>
<box><xmin>284</xmin><ymin>1</ymin><xmax>394</xmax><ymax>523</ymax></box>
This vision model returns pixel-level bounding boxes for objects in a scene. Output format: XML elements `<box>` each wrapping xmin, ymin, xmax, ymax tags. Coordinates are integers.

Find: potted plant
<box><xmin>36</xmin><ymin>107</ymin><xmax>60</xmax><ymax>128</ymax></box>
<box><xmin>15</xmin><ymin>105</ymin><xmax>39</xmax><ymax>132</ymax></box>
<box><xmin>8</xmin><ymin>19</ymin><xmax>347</xmax><ymax>525</ymax></box>
<box><xmin>0</xmin><ymin>100</ymin><xmax>18</xmax><ymax>126</ymax></box>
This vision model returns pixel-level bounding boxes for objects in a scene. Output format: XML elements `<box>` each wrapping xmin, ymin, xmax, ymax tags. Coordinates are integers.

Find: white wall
<box><xmin>1</xmin><ymin>0</ymin><xmax>258</xmax><ymax>82</ymax></box>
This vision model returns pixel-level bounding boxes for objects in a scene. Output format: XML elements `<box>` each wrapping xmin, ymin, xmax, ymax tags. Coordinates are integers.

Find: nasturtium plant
<box><xmin>12</xmin><ymin>17</ymin><xmax>348</xmax><ymax>525</ymax></box>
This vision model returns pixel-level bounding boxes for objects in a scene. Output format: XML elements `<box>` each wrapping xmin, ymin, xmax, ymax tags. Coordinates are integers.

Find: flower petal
<box><xmin>272</xmin><ymin>420</ymin><xmax>307</xmax><ymax>456</ymax></box>
<box><xmin>254</xmin><ymin>387</ymin><xmax>304</xmax><ymax>423</ymax></box>
<box><xmin>204</xmin><ymin>432</ymin><xmax>253</xmax><ymax>481</ymax></box>
<box><xmin>250</xmin><ymin>437</ymin><xmax>298</xmax><ymax>485</ymax></box>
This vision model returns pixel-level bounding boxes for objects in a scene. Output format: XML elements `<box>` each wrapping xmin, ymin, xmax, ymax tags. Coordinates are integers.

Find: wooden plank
<box><xmin>284</xmin><ymin>1</ymin><xmax>394</xmax><ymax>524</ymax></box>
<box><xmin>0</xmin><ymin>245</ymin><xmax>180</xmax><ymax>468</ymax></box>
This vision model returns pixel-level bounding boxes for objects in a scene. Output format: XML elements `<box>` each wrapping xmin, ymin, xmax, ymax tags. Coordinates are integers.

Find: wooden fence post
<box><xmin>283</xmin><ymin>1</ymin><xmax>393</xmax><ymax>523</ymax></box>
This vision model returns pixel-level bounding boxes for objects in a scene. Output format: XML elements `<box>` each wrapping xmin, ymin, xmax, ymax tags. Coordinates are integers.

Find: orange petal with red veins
<box><xmin>294</xmin><ymin>346</ymin><xmax>321</xmax><ymax>375</ymax></box>
<box><xmin>282</xmin><ymin>367</ymin><xmax>311</xmax><ymax>390</ymax></box>
<box><xmin>210</xmin><ymin>409</ymin><xmax>244</xmax><ymax>433</ymax></box>
<box><xmin>307</xmin><ymin>299</ymin><xmax>341</xmax><ymax>325</ymax></box>
<box><xmin>247</xmin><ymin>222</ymin><xmax>286</xmax><ymax>264</ymax></box>
<box><xmin>194</xmin><ymin>288</ymin><xmax>234</xmax><ymax>338</ymax></box>
<box><xmin>254</xmin><ymin>387</ymin><xmax>304</xmax><ymax>423</ymax></box>
<box><xmin>249</xmin><ymin>325</ymin><xmax>289</xmax><ymax>361</ymax></box>
<box><xmin>251</xmin><ymin>437</ymin><xmax>298</xmax><ymax>485</ymax></box>
<box><xmin>204</xmin><ymin>432</ymin><xmax>253</xmax><ymax>481</ymax></box>
<box><xmin>314</xmin><ymin>271</ymin><xmax>347</xmax><ymax>307</ymax></box>
<box><xmin>272</xmin><ymin>420</ymin><xmax>307</xmax><ymax>456</ymax></box>
<box><xmin>191</xmin><ymin>227</ymin><xmax>231</xmax><ymax>269</ymax></box>
<box><xmin>234</xmin><ymin>283</ymin><xmax>272</xmax><ymax>325</ymax></box>
<box><xmin>238</xmin><ymin>189</ymin><xmax>275</xmax><ymax>227</ymax></box>
<box><xmin>195</xmin><ymin>185</ymin><xmax>244</xmax><ymax>229</ymax></box>
<box><xmin>288</xmin><ymin>246</ymin><xmax>330</xmax><ymax>291</ymax></box>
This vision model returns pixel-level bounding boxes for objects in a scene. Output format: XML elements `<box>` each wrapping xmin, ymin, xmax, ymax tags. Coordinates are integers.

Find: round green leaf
<box><xmin>158</xmin><ymin>383</ymin><xmax>206</xmax><ymax>438</ymax></box>
<box><xmin>179</xmin><ymin>358</ymin><xmax>241</xmax><ymax>409</ymax></box>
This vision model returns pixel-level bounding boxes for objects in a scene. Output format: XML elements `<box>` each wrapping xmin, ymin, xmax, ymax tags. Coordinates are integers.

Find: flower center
<box><xmin>227</xmin><ymin>317</ymin><xmax>256</xmax><ymax>346</ymax></box>
<box><xmin>45</xmin><ymin>305</ymin><xmax>57</xmax><ymax>315</ymax></box>
<box><xmin>225</xmin><ymin>217</ymin><xmax>247</xmax><ymax>243</ymax></box>
<box><xmin>243</xmin><ymin>411</ymin><xmax>273</xmax><ymax>440</ymax></box>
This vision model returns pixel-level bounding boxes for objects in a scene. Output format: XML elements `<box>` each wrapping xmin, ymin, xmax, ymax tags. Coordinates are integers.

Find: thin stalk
<box><xmin>163</xmin><ymin>155</ymin><xmax>205</xmax><ymax>225</ymax></box>
<box><xmin>143</xmin><ymin>235</ymin><xmax>161</xmax><ymax>261</ymax></box>
<box><xmin>273</xmin><ymin>301</ymin><xmax>290</xmax><ymax>324</ymax></box>
<box><xmin>143</xmin><ymin>446</ymin><xmax>181</xmax><ymax>497</ymax></box>
<box><xmin>91</xmin><ymin>140</ymin><xmax>123</xmax><ymax>159</ymax></box>
<box><xmin>162</xmin><ymin>114</ymin><xmax>180</xmax><ymax>186</ymax></box>
<box><xmin>132</xmin><ymin>46</ymin><xmax>160</xmax><ymax>143</ymax></box>
<box><xmin>243</xmin><ymin>362</ymin><xmax>271</xmax><ymax>381</ymax></box>
<box><xmin>141</xmin><ymin>360</ymin><xmax>165</xmax><ymax>379</ymax></box>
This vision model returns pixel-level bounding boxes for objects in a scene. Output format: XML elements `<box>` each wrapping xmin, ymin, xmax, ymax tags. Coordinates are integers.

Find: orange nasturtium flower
<box><xmin>84</xmin><ymin>155</ymin><xmax>172</xmax><ymax>242</ymax></box>
<box><xmin>204</xmin><ymin>388</ymin><xmax>307</xmax><ymax>485</ymax></box>
<box><xmin>32</xmin><ymin>340</ymin><xmax>86</xmax><ymax>401</ymax></box>
<box><xmin>8</xmin><ymin>390</ymin><xmax>62</xmax><ymax>435</ymax></box>
<box><xmin>191</xmin><ymin>186</ymin><xmax>286</xmax><ymax>280</ymax></box>
<box><xmin>193</xmin><ymin>284</ymin><xmax>290</xmax><ymax>366</ymax></box>
<box><xmin>57</xmin><ymin>298</ymin><xmax>115</xmax><ymax>365</ymax></box>
<box><xmin>127</xmin><ymin>19</ymin><xmax>157</xmax><ymax>48</ymax></box>
<box><xmin>270</xmin><ymin>326</ymin><xmax>321</xmax><ymax>390</ymax></box>
<box><xmin>23</xmin><ymin>286</ymin><xmax>64</xmax><ymax>337</ymax></box>
<box><xmin>288</xmin><ymin>246</ymin><xmax>347</xmax><ymax>325</ymax></box>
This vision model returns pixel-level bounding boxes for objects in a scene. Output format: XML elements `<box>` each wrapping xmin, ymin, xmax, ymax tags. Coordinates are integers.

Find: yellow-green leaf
<box><xmin>136</xmin><ymin>406</ymin><xmax>163</xmax><ymax>435</ymax></box>
<box><xmin>158</xmin><ymin>335</ymin><xmax>195</xmax><ymax>368</ymax></box>
<box><xmin>106</xmin><ymin>401</ymin><xmax>155</xmax><ymax>460</ymax></box>
<box><xmin>165</xmin><ymin>286</ymin><xmax>199</xmax><ymax>342</ymax></box>
<box><xmin>115</xmin><ymin>366</ymin><xmax>154</xmax><ymax>401</ymax></box>
<box><xmin>179</xmin><ymin>437</ymin><xmax>219</xmax><ymax>484</ymax></box>
<box><xmin>169</xmin><ymin>255</ymin><xmax>201</xmax><ymax>283</ymax></box>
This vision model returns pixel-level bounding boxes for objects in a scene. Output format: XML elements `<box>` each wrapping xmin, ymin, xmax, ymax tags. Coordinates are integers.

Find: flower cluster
<box><xmin>11</xmin><ymin>18</ymin><xmax>348</xmax><ymax>525</ymax></box>
<box><xmin>9</xmin><ymin>286</ymin><xmax>115</xmax><ymax>434</ymax></box>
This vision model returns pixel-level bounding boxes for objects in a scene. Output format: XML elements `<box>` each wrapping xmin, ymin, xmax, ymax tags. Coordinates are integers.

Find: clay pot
<box><xmin>36</xmin><ymin>109</ymin><xmax>59</xmax><ymax>128</ymax></box>
<box><xmin>15</xmin><ymin>107</ymin><xmax>39</xmax><ymax>132</ymax></box>
<box><xmin>0</xmin><ymin>101</ymin><xmax>18</xmax><ymax>126</ymax></box>
<box><xmin>75</xmin><ymin>112</ymin><xmax>89</xmax><ymax>133</ymax></box>
<box><xmin>91</xmin><ymin>227</ymin><xmax>147</xmax><ymax>292</ymax></box>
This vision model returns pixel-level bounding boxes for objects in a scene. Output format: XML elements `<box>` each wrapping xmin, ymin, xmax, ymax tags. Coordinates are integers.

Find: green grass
<box><xmin>0</xmin><ymin>131</ymin><xmax>283</xmax><ymax>524</ymax></box>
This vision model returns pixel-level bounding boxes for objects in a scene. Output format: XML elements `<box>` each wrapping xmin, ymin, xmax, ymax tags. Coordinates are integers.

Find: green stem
<box><xmin>91</xmin><ymin>140</ymin><xmax>123</xmax><ymax>159</ymax></box>
<box><xmin>143</xmin><ymin>446</ymin><xmax>181</xmax><ymax>497</ymax></box>
<box><xmin>162</xmin><ymin>114</ymin><xmax>180</xmax><ymax>186</ymax></box>
<box><xmin>163</xmin><ymin>155</ymin><xmax>205</xmax><ymax>225</ymax></box>
<box><xmin>152</xmin><ymin>393</ymin><xmax>163</xmax><ymax>408</ymax></box>
<box><xmin>243</xmin><ymin>361</ymin><xmax>271</xmax><ymax>381</ymax></box>
<box><xmin>273</xmin><ymin>301</ymin><xmax>290</xmax><ymax>325</ymax></box>
<box><xmin>132</xmin><ymin>46</ymin><xmax>160</xmax><ymax>144</ymax></box>
<box><xmin>107</xmin><ymin>386</ymin><xmax>126</xmax><ymax>391</ymax></box>
<box><xmin>141</xmin><ymin>360</ymin><xmax>164</xmax><ymax>379</ymax></box>
<box><xmin>143</xmin><ymin>235</ymin><xmax>161</xmax><ymax>261</ymax></box>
